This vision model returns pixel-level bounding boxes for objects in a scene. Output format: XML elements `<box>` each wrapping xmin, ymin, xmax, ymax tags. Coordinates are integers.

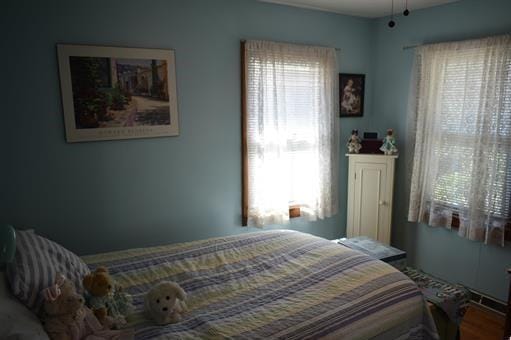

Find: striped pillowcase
<box><xmin>5</xmin><ymin>229</ymin><xmax>90</xmax><ymax>313</ymax></box>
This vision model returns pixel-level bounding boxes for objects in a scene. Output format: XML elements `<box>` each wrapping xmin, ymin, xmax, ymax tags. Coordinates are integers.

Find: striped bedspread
<box><xmin>83</xmin><ymin>230</ymin><xmax>438</xmax><ymax>339</ymax></box>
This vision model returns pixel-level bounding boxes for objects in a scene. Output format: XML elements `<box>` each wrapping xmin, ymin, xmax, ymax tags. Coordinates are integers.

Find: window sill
<box><xmin>429</xmin><ymin>211</ymin><xmax>511</xmax><ymax>242</ymax></box>
<box><xmin>289</xmin><ymin>206</ymin><xmax>301</xmax><ymax>218</ymax></box>
<box><xmin>242</xmin><ymin>206</ymin><xmax>301</xmax><ymax>226</ymax></box>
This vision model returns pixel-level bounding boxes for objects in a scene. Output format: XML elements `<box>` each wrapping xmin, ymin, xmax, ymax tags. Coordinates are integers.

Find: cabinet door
<box><xmin>352</xmin><ymin>162</ymin><xmax>389</xmax><ymax>243</ymax></box>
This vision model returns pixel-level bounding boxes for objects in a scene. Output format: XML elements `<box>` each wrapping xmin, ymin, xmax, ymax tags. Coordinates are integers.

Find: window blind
<box><xmin>432</xmin><ymin>48</ymin><xmax>511</xmax><ymax>218</ymax></box>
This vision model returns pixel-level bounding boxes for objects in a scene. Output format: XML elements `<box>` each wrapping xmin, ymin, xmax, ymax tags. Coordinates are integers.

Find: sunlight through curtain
<box><xmin>245</xmin><ymin>40</ymin><xmax>339</xmax><ymax>227</ymax></box>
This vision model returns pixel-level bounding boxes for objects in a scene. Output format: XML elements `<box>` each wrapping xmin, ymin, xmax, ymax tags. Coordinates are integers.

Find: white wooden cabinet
<box><xmin>346</xmin><ymin>154</ymin><xmax>397</xmax><ymax>245</ymax></box>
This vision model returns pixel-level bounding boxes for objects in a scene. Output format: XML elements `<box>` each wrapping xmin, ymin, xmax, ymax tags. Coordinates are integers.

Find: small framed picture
<box><xmin>339</xmin><ymin>73</ymin><xmax>365</xmax><ymax>117</ymax></box>
<box><xmin>57</xmin><ymin>44</ymin><xmax>179</xmax><ymax>142</ymax></box>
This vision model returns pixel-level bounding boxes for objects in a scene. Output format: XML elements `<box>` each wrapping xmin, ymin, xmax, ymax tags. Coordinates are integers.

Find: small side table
<box><xmin>402</xmin><ymin>267</ymin><xmax>470</xmax><ymax>340</ymax></box>
<box><xmin>333</xmin><ymin>236</ymin><xmax>407</xmax><ymax>270</ymax></box>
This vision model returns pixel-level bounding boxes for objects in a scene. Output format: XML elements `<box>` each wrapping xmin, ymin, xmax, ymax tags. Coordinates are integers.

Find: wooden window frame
<box><xmin>241</xmin><ymin>41</ymin><xmax>248</xmax><ymax>226</ymax></box>
<box><xmin>240</xmin><ymin>41</ymin><xmax>300</xmax><ymax>226</ymax></box>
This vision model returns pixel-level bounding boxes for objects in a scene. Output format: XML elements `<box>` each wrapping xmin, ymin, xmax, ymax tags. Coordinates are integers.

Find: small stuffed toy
<box><xmin>82</xmin><ymin>267</ymin><xmax>133</xmax><ymax>329</ymax></box>
<box><xmin>144</xmin><ymin>281</ymin><xmax>187</xmax><ymax>325</ymax></box>
<box><xmin>41</xmin><ymin>274</ymin><xmax>134</xmax><ymax>340</ymax></box>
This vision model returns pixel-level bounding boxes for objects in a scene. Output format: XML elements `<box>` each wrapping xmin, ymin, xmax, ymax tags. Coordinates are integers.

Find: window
<box><xmin>432</xmin><ymin>53</ymin><xmax>511</xmax><ymax>218</ymax></box>
<box><xmin>241</xmin><ymin>40</ymin><xmax>339</xmax><ymax>227</ymax></box>
<box><xmin>408</xmin><ymin>34</ymin><xmax>511</xmax><ymax>245</ymax></box>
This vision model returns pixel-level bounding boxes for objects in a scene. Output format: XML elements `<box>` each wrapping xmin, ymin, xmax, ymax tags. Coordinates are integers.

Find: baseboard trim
<box><xmin>469</xmin><ymin>290</ymin><xmax>506</xmax><ymax>315</ymax></box>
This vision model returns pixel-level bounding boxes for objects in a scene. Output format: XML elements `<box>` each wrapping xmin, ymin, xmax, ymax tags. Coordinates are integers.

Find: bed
<box><xmin>80</xmin><ymin>230</ymin><xmax>438</xmax><ymax>339</ymax></box>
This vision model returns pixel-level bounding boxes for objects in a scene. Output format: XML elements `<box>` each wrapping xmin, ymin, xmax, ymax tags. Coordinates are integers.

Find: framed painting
<box><xmin>57</xmin><ymin>44</ymin><xmax>179</xmax><ymax>142</ymax></box>
<box><xmin>339</xmin><ymin>73</ymin><xmax>365</xmax><ymax>117</ymax></box>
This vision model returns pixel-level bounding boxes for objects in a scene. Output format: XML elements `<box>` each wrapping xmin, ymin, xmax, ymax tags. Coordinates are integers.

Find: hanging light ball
<box><xmin>403</xmin><ymin>9</ymin><xmax>410</xmax><ymax>16</ymax></box>
<box><xmin>388</xmin><ymin>20</ymin><xmax>396</xmax><ymax>28</ymax></box>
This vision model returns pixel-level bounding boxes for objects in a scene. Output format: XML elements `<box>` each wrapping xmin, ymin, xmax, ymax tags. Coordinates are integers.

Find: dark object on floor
<box><xmin>505</xmin><ymin>268</ymin><xmax>511</xmax><ymax>339</ymax></box>
<box><xmin>428</xmin><ymin>303</ymin><xmax>458</xmax><ymax>340</ymax></box>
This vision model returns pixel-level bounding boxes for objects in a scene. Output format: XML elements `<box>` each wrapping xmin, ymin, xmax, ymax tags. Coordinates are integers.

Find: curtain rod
<box><xmin>240</xmin><ymin>39</ymin><xmax>340</xmax><ymax>51</ymax></box>
<box><xmin>402</xmin><ymin>33</ymin><xmax>511</xmax><ymax>51</ymax></box>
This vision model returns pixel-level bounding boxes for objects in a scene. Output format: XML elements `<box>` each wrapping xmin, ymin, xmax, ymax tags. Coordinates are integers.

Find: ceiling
<box><xmin>258</xmin><ymin>0</ymin><xmax>460</xmax><ymax>18</ymax></box>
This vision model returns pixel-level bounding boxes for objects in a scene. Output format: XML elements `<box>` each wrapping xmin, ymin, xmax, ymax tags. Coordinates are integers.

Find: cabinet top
<box><xmin>345</xmin><ymin>153</ymin><xmax>398</xmax><ymax>158</ymax></box>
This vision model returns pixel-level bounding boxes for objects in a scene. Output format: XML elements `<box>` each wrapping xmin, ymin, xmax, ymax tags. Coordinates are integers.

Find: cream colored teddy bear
<box><xmin>144</xmin><ymin>281</ymin><xmax>187</xmax><ymax>325</ymax></box>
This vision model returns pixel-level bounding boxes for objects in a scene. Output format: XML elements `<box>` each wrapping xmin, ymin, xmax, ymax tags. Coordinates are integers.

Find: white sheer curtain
<box><xmin>245</xmin><ymin>40</ymin><xmax>339</xmax><ymax>227</ymax></box>
<box><xmin>408</xmin><ymin>34</ymin><xmax>511</xmax><ymax>245</ymax></box>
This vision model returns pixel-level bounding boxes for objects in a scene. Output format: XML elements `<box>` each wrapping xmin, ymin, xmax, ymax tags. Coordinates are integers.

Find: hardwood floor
<box><xmin>460</xmin><ymin>305</ymin><xmax>505</xmax><ymax>340</ymax></box>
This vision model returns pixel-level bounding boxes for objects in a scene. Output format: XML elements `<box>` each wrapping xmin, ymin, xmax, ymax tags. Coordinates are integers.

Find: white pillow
<box><xmin>5</xmin><ymin>229</ymin><xmax>90</xmax><ymax>313</ymax></box>
<box><xmin>0</xmin><ymin>272</ymin><xmax>49</xmax><ymax>339</ymax></box>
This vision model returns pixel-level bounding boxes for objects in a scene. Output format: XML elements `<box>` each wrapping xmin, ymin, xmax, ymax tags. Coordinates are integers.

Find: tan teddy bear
<box><xmin>41</xmin><ymin>274</ymin><xmax>133</xmax><ymax>340</ymax></box>
<box><xmin>82</xmin><ymin>267</ymin><xmax>133</xmax><ymax>329</ymax></box>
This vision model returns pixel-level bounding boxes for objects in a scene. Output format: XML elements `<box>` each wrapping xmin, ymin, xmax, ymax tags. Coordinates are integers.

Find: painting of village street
<box><xmin>69</xmin><ymin>56</ymin><xmax>171</xmax><ymax>130</ymax></box>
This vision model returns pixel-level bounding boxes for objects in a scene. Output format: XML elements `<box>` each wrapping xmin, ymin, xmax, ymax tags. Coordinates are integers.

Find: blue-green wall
<box><xmin>3</xmin><ymin>0</ymin><xmax>511</xmax><ymax>302</ymax></box>
<box><xmin>1</xmin><ymin>0</ymin><xmax>374</xmax><ymax>255</ymax></box>
<box><xmin>372</xmin><ymin>0</ymin><xmax>511</xmax><ymax>301</ymax></box>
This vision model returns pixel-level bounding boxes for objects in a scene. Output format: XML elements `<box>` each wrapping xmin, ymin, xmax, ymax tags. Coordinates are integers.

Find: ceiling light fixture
<box><xmin>403</xmin><ymin>0</ymin><xmax>410</xmax><ymax>16</ymax></box>
<box><xmin>388</xmin><ymin>0</ymin><xmax>396</xmax><ymax>28</ymax></box>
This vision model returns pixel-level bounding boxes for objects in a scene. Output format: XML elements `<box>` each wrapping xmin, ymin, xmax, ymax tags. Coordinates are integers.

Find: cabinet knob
<box><xmin>379</xmin><ymin>200</ymin><xmax>385</xmax><ymax>206</ymax></box>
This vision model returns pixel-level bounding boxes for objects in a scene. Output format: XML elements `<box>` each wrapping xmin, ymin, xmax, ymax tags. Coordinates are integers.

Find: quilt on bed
<box><xmin>83</xmin><ymin>230</ymin><xmax>438</xmax><ymax>339</ymax></box>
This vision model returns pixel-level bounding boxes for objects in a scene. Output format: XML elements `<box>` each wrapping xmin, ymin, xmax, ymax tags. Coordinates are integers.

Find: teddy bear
<box><xmin>41</xmin><ymin>274</ymin><xmax>133</xmax><ymax>340</ymax></box>
<box><xmin>82</xmin><ymin>267</ymin><xmax>133</xmax><ymax>329</ymax></box>
<box><xmin>144</xmin><ymin>281</ymin><xmax>187</xmax><ymax>325</ymax></box>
